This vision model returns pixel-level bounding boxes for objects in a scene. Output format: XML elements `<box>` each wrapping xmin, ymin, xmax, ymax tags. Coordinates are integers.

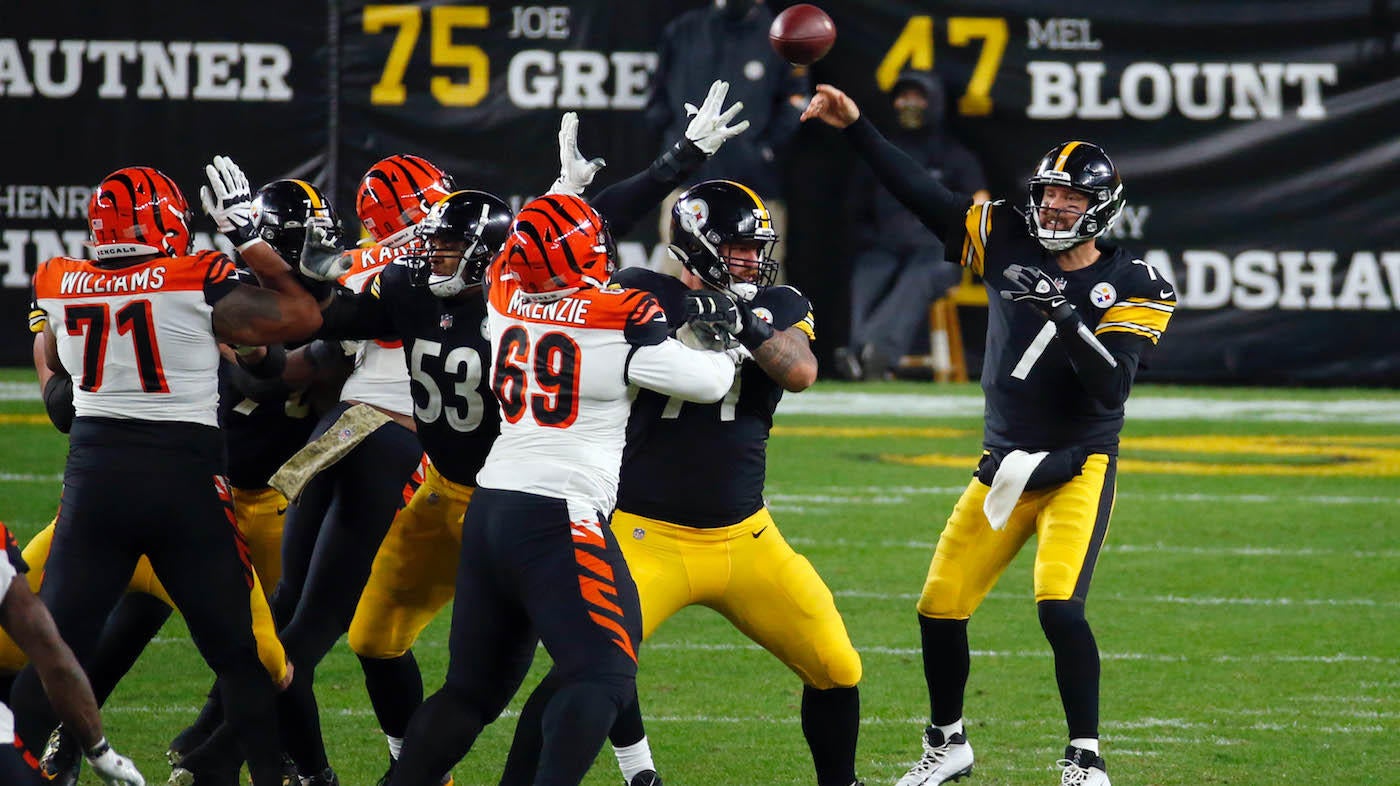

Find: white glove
<box><xmin>86</xmin><ymin>739</ymin><xmax>145</xmax><ymax>786</ymax></box>
<box><xmin>548</xmin><ymin>112</ymin><xmax>606</xmax><ymax>196</ymax></box>
<box><xmin>299</xmin><ymin>223</ymin><xmax>352</xmax><ymax>282</ymax></box>
<box><xmin>200</xmin><ymin>155</ymin><xmax>258</xmax><ymax>249</ymax></box>
<box><xmin>684</xmin><ymin>80</ymin><xmax>750</xmax><ymax>155</ymax></box>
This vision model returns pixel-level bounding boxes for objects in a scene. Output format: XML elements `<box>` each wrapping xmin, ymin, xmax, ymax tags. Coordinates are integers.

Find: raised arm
<box><xmin>551</xmin><ymin>80</ymin><xmax>749</xmax><ymax>238</ymax></box>
<box><xmin>802</xmin><ymin>84</ymin><xmax>971</xmax><ymax>243</ymax></box>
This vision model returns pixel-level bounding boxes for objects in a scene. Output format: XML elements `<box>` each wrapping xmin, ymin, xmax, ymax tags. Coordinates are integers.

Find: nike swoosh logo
<box><xmin>276</xmin><ymin>506</ymin><xmax>288</xmax><ymax>516</ymax></box>
<box><xmin>752</xmin><ymin>526</ymin><xmax>768</xmax><ymax>538</ymax></box>
<box><xmin>1159</xmin><ymin>289</ymin><xmax>1173</xmax><ymax>298</ymax></box>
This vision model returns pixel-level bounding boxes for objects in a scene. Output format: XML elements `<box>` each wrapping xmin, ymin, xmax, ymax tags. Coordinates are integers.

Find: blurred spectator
<box><xmin>646</xmin><ymin>0</ymin><xmax>809</xmax><ymax>273</ymax></box>
<box><xmin>835</xmin><ymin>71</ymin><xmax>990</xmax><ymax>381</ymax></box>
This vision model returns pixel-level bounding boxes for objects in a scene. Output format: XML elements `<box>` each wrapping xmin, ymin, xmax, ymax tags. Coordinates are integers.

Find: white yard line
<box><xmin>831</xmin><ymin>589</ymin><xmax>1400</xmax><ymax>609</ymax></box>
<box><xmin>783</xmin><ymin>535</ymin><xmax>1400</xmax><ymax>560</ymax></box>
<box><xmin>769</xmin><ymin>486</ymin><xmax>1398</xmax><ymax>506</ymax></box>
<box><xmin>0</xmin><ymin>473</ymin><xmax>63</xmax><ymax>482</ymax></box>
<box><xmin>777</xmin><ymin>391</ymin><xmax>1400</xmax><ymax>423</ymax></box>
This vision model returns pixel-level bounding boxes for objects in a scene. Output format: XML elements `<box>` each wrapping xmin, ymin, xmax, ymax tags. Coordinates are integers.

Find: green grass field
<box><xmin>2</xmin><ymin>368</ymin><xmax>1397</xmax><ymax>785</ymax></box>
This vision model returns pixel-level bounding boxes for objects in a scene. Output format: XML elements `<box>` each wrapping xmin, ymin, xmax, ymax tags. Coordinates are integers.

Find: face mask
<box><xmin>716</xmin><ymin>0</ymin><xmax>755</xmax><ymax>21</ymax></box>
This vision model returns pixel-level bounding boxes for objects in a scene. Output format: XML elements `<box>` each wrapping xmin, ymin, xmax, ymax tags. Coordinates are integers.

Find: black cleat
<box><xmin>300</xmin><ymin>767</ymin><xmax>340</xmax><ymax>786</ymax></box>
<box><xmin>628</xmin><ymin>770</ymin><xmax>662</xmax><ymax>786</ymax></box>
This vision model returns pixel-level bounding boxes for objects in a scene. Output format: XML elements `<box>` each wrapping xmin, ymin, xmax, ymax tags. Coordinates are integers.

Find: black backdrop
<box><xmin>3</xmin><ymin>1</ymin><xmax>1397</xmax><ymax>383</ymax></box>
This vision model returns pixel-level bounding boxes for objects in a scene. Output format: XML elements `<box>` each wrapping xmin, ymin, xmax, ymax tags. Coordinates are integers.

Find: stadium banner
<box><xmin>5</xmin><ymin>1</ymin><xmax>1396</xmax><ymax>383</ymax></box>
<box><xmin>0</xmin><ymin>1</ymin><xmax>329</xmax><ymax>366</ymax></box>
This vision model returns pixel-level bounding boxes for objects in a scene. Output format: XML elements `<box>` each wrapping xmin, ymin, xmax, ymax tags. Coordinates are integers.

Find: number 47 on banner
<box><xmin>876</xmin><ymin>16</ymin><xmax>1008</xmax><ymax>116</ymax></box>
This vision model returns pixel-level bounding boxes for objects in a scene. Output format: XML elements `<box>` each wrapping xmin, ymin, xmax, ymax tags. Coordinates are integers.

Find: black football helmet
<box><xmin>407</xmin><ymin>190</ymin><xmax>513</xmax><ymax>297</ymax></box>
<box><xmin>669</xmin><ymin>180</ymin><xmax>778</xmax><ymax>300</ymax></box>
<box><xmin>250</xmin><ymin>179</ymin><xmax>339</xmax><ymax>263</ymax></box>
<box><xmin>1024</xmin><ymin>141</ymin><xmax>1124</xmax><ymax>251</ymax></box>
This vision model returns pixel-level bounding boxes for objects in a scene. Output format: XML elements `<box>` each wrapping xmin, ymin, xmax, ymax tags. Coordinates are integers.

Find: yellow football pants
<box><xmin>918</xmin><ymin>453</ymin><xmax>1117</xmax><ymax>619</ymax></box>
<box><xmin>349</xmin><ymin>462</ymin><xmax>473</xmax><ymax>659</ymax></box>
<box><xmin>231</xmin><ymin>485</ymin><xmax>289</xmax><ymax>594</ymax></box>
<box><xmin>0</xmin><ymin>520</ymin><xmax>288</xmax><ymax>685</ymax></box>
<box><xmin>613</xmin><ymin>507</ymin><xmax>862</xmax><ymax>690</ymax></box>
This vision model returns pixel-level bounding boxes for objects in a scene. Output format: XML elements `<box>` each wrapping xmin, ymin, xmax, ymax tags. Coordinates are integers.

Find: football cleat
<box><xmin>39</xmin><ymin>724</ymin><xmax>81</xmax><ymax>786</ymax></box>
<box><xmin>1057</xmin><ymin>746</ymin><xmax>1109</xmax><ymax>786</ymax></box>
<box><xmin>166</xmin><ymin>723</ymin><xmax>213</xmax><ymax>768</ymax></box>
<box><xmin>166</xmin><ymin>766</ymin><xmax>240</xmax><ymax>786</ymax></box>
<box><xmin>628</xmin><ymin>769</ymin><xmax>663</xmax><ymax>786</ymax></box>
<box><xmin>895</xmin><ymin>727</ymin><xmax>974</xmax><ymax>786</ymax></box>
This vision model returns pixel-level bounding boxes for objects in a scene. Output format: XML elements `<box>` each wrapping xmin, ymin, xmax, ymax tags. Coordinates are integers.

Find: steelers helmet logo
<box><xmin>752</xmin><ymin>307</ymin><xmax>775</xmax><ymax>324</ymax></box>
<box><xmin>1090</xmin><ymin>282</ymin><xmax>1117</xmax><ymax>308</ymax></box>
<box><xmin>679</xmin><ymin>198</ymin><xmax>709</xmax><ymax>233</ymax></box>
<box><xmin>632</xmin><ymin>527</ymin><xmax>646</xmax><ymax>540</ymax></box>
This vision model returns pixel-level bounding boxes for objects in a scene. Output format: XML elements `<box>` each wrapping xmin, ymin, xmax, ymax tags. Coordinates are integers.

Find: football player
<box><xmin>0</xmin><ymin>521</ymin><xmax>144</xmax><ymax>786</ymax></box>
<box><xmin>16</xmin><ymin>157</ymin><xmax>322</xmax><ymax>786</ymax></box>
<box><xmin>299</xmin><ymin>82</ymin><xmax>748</xmax><ymax>786</ymax></box>
<box><xmin>170</xmin><ymin>157</ymin><xmax>445</xmax><ymax>786</ymax></box>
<box><xmin>165</xmin><ymin>178</ymin><xmax>341</xmax><ymax>772</ymax></box>
<box><xmin>384</xmin><ymin>192</ymin><xmax>739</xmax><ymax>786</ymax></box>
<box><xmin>803</xmin><ymin>85</ymin><xmax>1176</xmax><ymax>786</ymax></box>
<box><xmin>501</xmin><ymin>180</ymin><xmax>864</xmax><ymax>786</ymax></box>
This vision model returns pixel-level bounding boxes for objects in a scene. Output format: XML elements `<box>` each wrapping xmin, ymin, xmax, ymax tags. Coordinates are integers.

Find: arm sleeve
<box><xmin>201</xmin><ymin>251</ymin><xmax>242</xmax><ymax>305</ymax></box>
<box><xmin>626</xmin><ymin>340</ymin><xmax>736</xmax><ymax>403</ymax></box>
<box><xmin>592</xmin><ymin>138</ymin><xmax>708</xmax><ymax>239</ymax></box>
<box><xmin>316</xmin><ymin>287</ymin><xmax>396</xmax><ymax>341</ymax></box>
<box><xmin>1053</xmin><ymin>321</ymin><xmax>1148</xmax><ymax>409</ymax></box>
<box><xmin>844</xmin><ymin>117</ymin><xmax>971</xmax><ymax>243</ymax></box>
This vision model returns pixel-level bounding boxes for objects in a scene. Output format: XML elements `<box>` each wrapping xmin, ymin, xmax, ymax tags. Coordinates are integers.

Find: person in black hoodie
<box><xmin>645</xmin><ymin>0</ymin><xmax>808</xmax><ymax>272</ymax></box>
<box><xmin>835</xmin><ymin>71</ymin><xmax>989</xmax><ymax>381</ymax></box>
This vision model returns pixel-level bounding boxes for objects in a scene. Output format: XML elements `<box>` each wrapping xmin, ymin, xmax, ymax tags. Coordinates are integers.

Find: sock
<box><xmin>935</xmin><ymin>719</ymin><xmax>964</xmax><ymax>740</ymax></box>
<box><xmin>1070</xmin><ymin>737</ymin><xmax>1099</xmax><ymax>755</ymax></box>
<box><xmin>387</xmin><ymin>735</ymin><xmax>404</xmax><ymax>759</ymax></box>
<box><xmin>801</xmin><ymin>685</ymin><xmax>860</xmax><ymax>786</ymax></box>
<box><xmin>613</xmin><ymin>736</ymin><xmax>655</xmax><ymax>782</ymax></box>
<box><xmin>919</xmin><ymin>615</ymin><xmax>970</xmax><ymax>727</ymax></box>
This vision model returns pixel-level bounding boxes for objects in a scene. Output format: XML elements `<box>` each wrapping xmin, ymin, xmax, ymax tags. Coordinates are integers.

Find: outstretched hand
<box><xmin>548</xmin><ymin>112</ymin><xmax>606</xmax><ymax>197</ymax></box>
<box><xmin>800</xmin><ymin>84</ymin><xmax>861</xmax><ymax>129</ymax></box>
<box><xmin>684</xmin><ymin>79</ymin><xmax>750</xmax><ymax>155</ymax></box>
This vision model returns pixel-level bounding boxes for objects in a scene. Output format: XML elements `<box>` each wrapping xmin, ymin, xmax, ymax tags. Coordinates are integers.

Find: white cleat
<box><xmin>1057</xmin><ymin>746</ymin><xmax>1110</xmax><ymax>786</ymax></box>
<box><xmin>894</xmin><ymin>727</ymin><xmax>974</xmax><ymax>786</ymax></box>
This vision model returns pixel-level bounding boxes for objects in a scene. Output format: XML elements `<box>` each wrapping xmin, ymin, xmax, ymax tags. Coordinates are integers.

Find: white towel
<box><xmin>983</xmin><ymin>450</ymin><xmax>1049</xmax><ymax>531</ymax></box>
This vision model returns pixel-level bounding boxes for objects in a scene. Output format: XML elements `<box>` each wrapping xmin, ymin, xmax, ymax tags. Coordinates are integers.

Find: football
<box><xmin>768</xmin><ymin>4</ymin><xmax>836</xmax><ymax>66</ymax></box>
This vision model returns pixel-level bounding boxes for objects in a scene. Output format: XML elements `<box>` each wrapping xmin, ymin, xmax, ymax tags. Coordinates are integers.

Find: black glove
<box><xmin>682</xmin><ymin>289</ymin><xmax>740</xmax><ymax>350</ymax></box>
<box><xmin>1000</xmin><ymin>263</ymin><xmax>1075</xmax><ymax>322</ymax></box>
<box><xmin>732</xmin><ymin>297</ymin><xmax>775</xmax><ymax>351</ymax></box>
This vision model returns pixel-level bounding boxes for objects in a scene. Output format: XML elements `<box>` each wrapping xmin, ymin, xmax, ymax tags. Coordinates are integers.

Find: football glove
<box><xmin>86</xmin><ymin>739</ymin><xmax>145</xmax><ymax>786</ymax></box>
<box><xmin>1000</xmin><ymin>263</ymin><xmax>1074</xmax><ymax>322</ymax></box>
<box><xmin>684</xmin><ymin>80</ymin><xmax>750</xmax><ymax>156</ymax></box>
<box><xmin>548</xmin><ymin>112</ymin><xmax>606</xmax><ymax>196</ymax></box>
<box><xmin>299</xmin><ymin>223</ymin><xmax>352</xmax><ymax>282</ymax></box>
<box><xmin>681</xmin><ymin>289</ymin><xmax>741</xmax><ymax>350</ymax></box>
<box><xmin>730</xmin><ymin>297</ymin><xmax>775</xmax><ymax>351</ymax></box>
<box><xmin>200</xmin><ymin>155</ymin><xmax>258</xmax><ymax>250</ymax></box>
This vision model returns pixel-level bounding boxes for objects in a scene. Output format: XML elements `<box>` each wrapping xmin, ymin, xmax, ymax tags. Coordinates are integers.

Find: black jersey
<box><xmin>612</xmin><ymin>268</ymin><xmax>816</xmax><ymax>528</ymax></box>
<box><xmin>955</xmin><ymin>201</ymin><xmax>1176</xmax><ymax>454</ymax></box>
<box><xmin>218</xmin><ymin>361</ymin><xmax>318</xmax><ymax>489</ymax></box>
<box><xmin>319</xmin><ymin>261</ymin><xmax>499</xmax><ymax>485</ymax></box>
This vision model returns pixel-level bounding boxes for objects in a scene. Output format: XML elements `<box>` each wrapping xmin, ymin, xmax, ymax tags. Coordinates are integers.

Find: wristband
<box><xmin>236</xmin><ymin>236</ymin><xmax>267</xmax><ymax>253</ymax></box>
<box><xmin>85</xmin><ymin>737</ymin><xmax>110</xmax><ymax>760</ymax></box>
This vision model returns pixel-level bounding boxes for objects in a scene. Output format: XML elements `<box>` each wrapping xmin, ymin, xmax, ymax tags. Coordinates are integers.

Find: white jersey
<box><xmin>335</xmin><ymin>243</ymin><xmax>413</xmax><ymax>416</ymax></box>
<box><xmin>32</xmin><ymin>252</ymin><xmax>239</xmax><ymax>428</ymax></box>
<box><xmin>476</xmin><ymin>258</ymin><xmax>737</xmax><ymax>514</ymax></box>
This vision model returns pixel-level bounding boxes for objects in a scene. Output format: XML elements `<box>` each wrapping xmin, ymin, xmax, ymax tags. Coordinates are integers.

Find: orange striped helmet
<box><xmin>355</xmin><ymin>155</ymin><xmax>455</xmax><ymax>248</ymax></box>
<box><xmin>503</xmin><ymin>194</ymin><xmax>615</xmax><ymax>300</ymax></box>
<box><xmin>88</xmin><ymin>167</ymin><xmax>192</xmax><ymax>260</ymax></box>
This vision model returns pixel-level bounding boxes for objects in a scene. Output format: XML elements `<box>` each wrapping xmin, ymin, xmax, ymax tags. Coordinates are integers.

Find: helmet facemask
<box><xmin>406</xmin><ymin>202</ymin><xmax>494</xmax><ymax>297</ymax></box>
<box><xmin>671</xmin><ymin>211</ymin><xmax>778</xmax><ymax>301</ymax></box>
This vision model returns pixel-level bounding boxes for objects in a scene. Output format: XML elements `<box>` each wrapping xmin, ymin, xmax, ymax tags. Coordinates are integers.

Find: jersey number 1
<box><xmin>492</xmin><ymin>326</ymin><xmax>581</xmax><ymax>428</ymax></box>
<box><xmin>64</xmin><ymin>301</ymin><xmax>169</xmax><ymax>393</ymax></box>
